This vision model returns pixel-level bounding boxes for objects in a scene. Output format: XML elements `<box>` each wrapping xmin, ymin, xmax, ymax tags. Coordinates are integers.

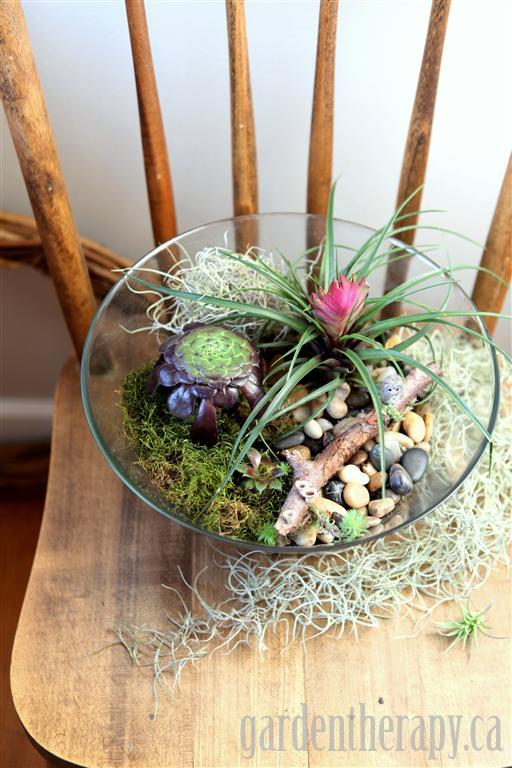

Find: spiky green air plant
<box><xmin>436</xmin><ymin>602</ymin><xmax>499</xmax><ymax>655</ymax></box>
<box><xmin>338</xmin><ymin>509</ymin><xmax>367</xmax><ymax>542</ymax></box>
<box><xmin>147</xmin><ymin>324</ymin><xmax>264</xmax><ymax>446</ymax></box>
<box><xmin>310</xmin><ymin>274</ymin><xmax>369</xmax><ymax>344</ymax></box>
<box><xmin>237</xmin><ymin>448</ymin><xmax>287</xmax><ymax>493</ymax></box>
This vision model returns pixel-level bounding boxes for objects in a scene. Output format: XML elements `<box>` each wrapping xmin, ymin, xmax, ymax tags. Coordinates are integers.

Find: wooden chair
<box><xmin>2</xmin><ymin>1</ymin><xmax>510</xmax><ymax>765</ymax></box>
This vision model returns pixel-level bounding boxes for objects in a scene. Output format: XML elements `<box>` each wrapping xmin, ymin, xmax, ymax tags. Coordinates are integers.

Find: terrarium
<box><xmin>81</xmin><ymin>193</ymin><xmax>502</xmax><ymax>553</ymax></box>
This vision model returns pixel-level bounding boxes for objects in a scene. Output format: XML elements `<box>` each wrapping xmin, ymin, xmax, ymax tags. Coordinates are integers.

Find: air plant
<box><xmin>436</xmin><ymin>601</ymin><xmax>500</xmax><ymax>655</ymax></box>
<box><xmin>147</xmin><ymin>324</ymin><xmax>264</xmax><ymax>446</ymax></box>
<box><xmin>237</xmin><ymin>448</ymin><xmax>288</xmax><ymax>493</ymax></box>
<box><xmin>338</xmin><ymin>509</ymin><xmax>367</xmax><ymax>542</ymax></box>
<box><xmin>126</xmin><ymin>181</ymin><xmax>511</xmax><ymax>490</ymax></box>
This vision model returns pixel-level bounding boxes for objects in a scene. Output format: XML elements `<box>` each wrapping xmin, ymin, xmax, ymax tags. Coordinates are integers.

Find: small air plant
<box><xmin>237</xmin><ymin>448</ymin><xmax>288</xmax><ymax>493</ymax></box>
<box><xmin>256</xmin><ymin>522</ymin><xmax>278</xmax><ymax>546</ymax></box>
<box><xmin>338</xmin><ymin>509</ymin><xmax>367</xmax><ymax>542</ymax></box>
<box><xmin>436</xmin><ymin>601</ymin><xmax>499</xmax><ymax>655</ymax></box>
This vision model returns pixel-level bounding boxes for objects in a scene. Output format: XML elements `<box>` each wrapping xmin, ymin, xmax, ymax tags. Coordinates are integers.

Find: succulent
<box><xmin>310</xmin><ymin>275</ymin><xmax>368</xmax><ymax>342</ymax></box>
<box><xmin>147</xmin><ymin>324</ymin><xmax>264</xmax><ymax>446</ymax></box>
<box><xmin>237</xmin><ymin>448</ymin><xmax>287</xmax><ymax>493</ymax></box>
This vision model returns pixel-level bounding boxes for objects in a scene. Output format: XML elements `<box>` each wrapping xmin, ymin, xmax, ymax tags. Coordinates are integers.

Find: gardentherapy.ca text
<box><xmin>240</xmin><ymin>703</ymin><xmax>504</xmax><ymax>760</ymax></box>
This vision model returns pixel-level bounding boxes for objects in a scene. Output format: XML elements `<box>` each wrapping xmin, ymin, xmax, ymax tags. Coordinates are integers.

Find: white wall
<box><xmin>1</xmin><ymin>0</ymin><xmax>511</xmax><ymax>438</ymax></box>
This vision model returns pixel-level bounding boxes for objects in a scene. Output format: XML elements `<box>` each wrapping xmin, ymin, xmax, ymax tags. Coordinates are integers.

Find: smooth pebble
<box><xmin>310</xmin><ymin>497</ymin><xmax>346</xmax><ymax>517</ymax></box>
<box><xmin>293</xmin><ymin>445</ymin><xmax>312</xmax><ymax>461</ymax></box>
<box><xmin>343</xmin><ymin>482</ymin><xmax>370</xmax><ymax>508</ymax></box>
<box><xmin>368</xmin><ymin>498</ymin><xmax>395</xmax><ymax>517</ymax></box>
<box><xmin>322</xmin><ymin>431</ymin><xmax>335</xmax><ymax>447</ymax></box>
<box><xmin>361</xmin><ymin>462</ymin><xmax>377</xmax><ymax>477</ymax></box>
<box><xmin>369</xmin><ymin>444</ymin><xmax>394</xmax><ymax>471</ymax></box>
<box><xmin>346</xmin><ymin>390</ymin><xmax>370</xmax><ymax>409</ymax></box>
<box><xmin>415</xmin><ymin>441</ymin><xmax>431</xmax><ymax>454</ymax></box>
<box><xmin>363</xmin><ymin>439</ymin><xmax>376</xmax><ymax>452</ymax></box>
<box><xmin>402</xmin><ymin>412</ymin><xmax>426</xmax><ymax>443</ymax></box>
<box><xmin>384</xmin><ymin>334</ymin><xmax>401</xmax><ymax>349</ymax></box>
<box><xmin>304</xmin><ymin>419</ymin><xmax>323</xmax><ymax>439</ymax></box>
<box><xmin>292</xmin><ymin>405</ymin><xmax>311</xmax><ymax>424</ymax></box>
<box><xmin>317</xmin><ymin>417</ymin><xmax>334</xmax><ymax>432</ymax></box>
<box><xmin>389</xmin><ymin>464</ymin><xmax>413</xmax><ymax>495</ymax></box>
<box><xmin>324</xmin><ymin>479</ymin><xmax>345</xmax><ymax>506</ymax></box>
<box><xmin>316</xmin><ymin>530</ymin><xmax>334</xmax><ymax>544</ymax></box>
<box><xmin>366</xmin><ymin>515</ymin><xmax>382</xmax><ymax>528</ymax></box>
<box><xmin>291</xmin><ymin>524</ymin><xmax>317</xmax><ymax>547</ymax></box>
<box><xmin>424</xmin><ymin>413</ymin><xmax>434</xmax><ymax>441</ymax></box>
<box><xmin>352</xmin><ymin>450</ymin><xmax>368</xmax><ymax>466</ymax></box>
<box><xmin>400</xmin><ymin>447</ymin><xmax>429</xmax><ymax>482</ymax></box>
<box><xmin>377</xmin><ymin>431</ymin><xmax>414</xmax><ymax>450</ymax></box>
<box><xmin>368</xmin><ymin>471</ymin><xmax>387</xmax><ymax>493</ymax></box>
<box><xmin>339</xmin><ymin>464</ymin><xmax>369</xmax><ymax>485</ymax></box>
<box><xmin>326</xmin><ymin>397</ymin><xmax>348</xmax><ymax>420</ymax></box>
<box><xmin>274</xmin><ymin>431</ymin><xmax>304</xmax><ymax>450</ymax></box>
<box><xmin>336</xmin><ymin>382</ymin><xmax>351</xmax><ymax>401</ymax></box>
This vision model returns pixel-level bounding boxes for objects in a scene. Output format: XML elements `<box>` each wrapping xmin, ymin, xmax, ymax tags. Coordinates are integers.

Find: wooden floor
<box><xmin>1</xmin><ymin>488</ymin><xmax>46</xmax><ymax>768</ymax></box>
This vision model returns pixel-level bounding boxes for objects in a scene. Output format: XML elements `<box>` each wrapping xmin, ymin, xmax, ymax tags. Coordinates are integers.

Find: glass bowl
<box><xmin>81</xmin><ymin>214</ymin><xmax>499</xmax><ymax>553</ymax></box>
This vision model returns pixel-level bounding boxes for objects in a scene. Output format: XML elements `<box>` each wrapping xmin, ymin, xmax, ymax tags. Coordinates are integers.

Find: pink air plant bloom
<box><xmin>310</xmin><ymin>275</ymin><xmax>369</xmax><ymax>342</ymax></box>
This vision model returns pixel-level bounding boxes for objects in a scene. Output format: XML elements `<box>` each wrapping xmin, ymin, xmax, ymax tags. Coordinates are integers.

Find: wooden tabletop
<box><xmin>11</xmin><ymin>358</ymin><xmax>511</xmax><ymax>768</ymax></box>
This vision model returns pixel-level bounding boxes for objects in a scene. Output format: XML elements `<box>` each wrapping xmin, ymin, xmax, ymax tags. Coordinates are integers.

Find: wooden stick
<box><xmin>275</xmin><ymin>362</ymin><xmax>441</xmax><ymax>536</ymax></box>
<box><xmin>383</xmin><ymin>0</ymin><xmax>451</xmax><ymax>300</ymax></box>
<box><xmin>0</xmin><ymin>0</ymin><xmax>96</xmax><ymax>357</ymax></box>
<box><xmin>307</xmin><ymin>0</ymin><xmax>339</xmax><ymax>216</ymax></box>
<box><xmin>471</xmin><ymin>153</ymin><xmax>512</xmax><ymax>334</ymax></box>
<box><xmin>226</xmin><ymin>0</ymin><xmax>258</xmax><ymax>217</ymax></box>
<box><xmin>126</xmin><ymin>0</ymin><xmax>177</xmax><ymax>248</ymax></box>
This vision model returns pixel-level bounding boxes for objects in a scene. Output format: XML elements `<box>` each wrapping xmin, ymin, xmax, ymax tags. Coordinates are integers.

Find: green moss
<box><xmin>121</xmin><ymin>363</ymin><xmax>288</xmax><ymax>542</ymax></box>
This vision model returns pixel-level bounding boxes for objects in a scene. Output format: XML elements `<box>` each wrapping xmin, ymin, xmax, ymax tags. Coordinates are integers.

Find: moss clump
<box><xmin>121</xmin><ymin>363</ymin><xmax>288</xmax><ymax>542</ymax></box>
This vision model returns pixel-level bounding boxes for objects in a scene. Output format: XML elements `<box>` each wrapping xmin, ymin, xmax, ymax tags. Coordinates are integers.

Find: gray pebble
<box><xmin>274</xmin><ymin>431</ymin><xmax>305</xmax><ymax>450</ymax></box>
<box><xmin>400</xmin><ymin>447</ymin><xmax>429</xmax><ymax>482</ymax></box>
<box><xmin>322</xmin><ymin>431</ymin><xmax>335</xmax><ymax>447</ymax></box>
<box><xmin>346</xmin><ymin>390</ymin><xmax>370</xmax><ymax>409</ymax></box>
<box><xmin>369</xmin><ymin>444</ymin><xmax>394</xmax><ymax>471</ymax></box>
<box><xmin>389</xmin><ymin>463</ymin><xmax>413</xmax><ymax>495</ymax></box>
<box><xmin>324</xmin><ymin>479</ymin><xmax>345</xmax><ymax>505</ymax></box>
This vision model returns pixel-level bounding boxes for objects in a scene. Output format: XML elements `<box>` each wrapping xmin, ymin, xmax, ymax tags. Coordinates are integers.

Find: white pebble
<box><xmin>310</xmin><ymin>497</ymin><xmax>346</xmax><ymax>517</ymax></box>
<box><xmin>343</xmin><ymin>482</ymin><xmax>370</xmax><ymax>508</ymax></box>
<box><xmin>339</xmin><ymin>464</ymin><xmax>370</xmax><ymax>485</ymax></box>
<box><xmin>326</xmin><ymin>397</ymin><xmax>348</xmax><ymax>420</ymax></box>
<box><xmin>361</xmin><ymin>462</ymin><xmax>377</xmax><ymax>477</ymax></box>
<box><xmin>317</xmin><ymin>418</ymin><xmax>334</xmax><ymax>432</ymax></box>
<box><xmin>377</xmin><ymin>431</ymin><xmax>414</xmax><ymax>450</ymax></box>
<box><xmin>304</xmin><ymin>419</ymin><xmax>323</xmax><ymax>439</ymax></box>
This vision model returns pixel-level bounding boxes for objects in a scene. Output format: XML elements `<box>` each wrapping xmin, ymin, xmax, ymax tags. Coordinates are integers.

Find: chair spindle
<box><xmin>0</xmin><ymin>0</ymin><xmax>96</xmax><ymax>357</ymax></box>
<box><xmin>126</xmin><ymin>0</ymin><xmax>177</xmax><ymax>248</ymax></box>
<box><xmin>471</xmin><ymin>153</ymin><xmax>512</xmax><ymax>333</ymax></box>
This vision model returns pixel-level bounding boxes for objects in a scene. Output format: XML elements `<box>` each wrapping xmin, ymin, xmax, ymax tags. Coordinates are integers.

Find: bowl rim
<box><xmin>80</xmin><ymin>212</ymin><xmax>500</xmax><ymax>554</ymax></box>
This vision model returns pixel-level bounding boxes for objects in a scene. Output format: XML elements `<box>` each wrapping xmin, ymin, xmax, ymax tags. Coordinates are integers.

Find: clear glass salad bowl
<box><xmin>81</xmin><ymin>214</ymin><xmax>499</xmax><ymax>553</ymax></box>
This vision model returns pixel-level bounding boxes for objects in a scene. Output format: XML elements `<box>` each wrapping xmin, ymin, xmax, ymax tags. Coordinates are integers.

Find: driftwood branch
<box><xmin>275</xmin><ymin>362</ymin><xmax>441</xmax><ymax>536</ymax></box>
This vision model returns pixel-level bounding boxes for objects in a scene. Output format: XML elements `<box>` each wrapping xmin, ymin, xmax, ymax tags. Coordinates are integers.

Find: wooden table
<box><xmin>11</xmin><ymin>359</ymin><xmax>511</xmax><ymax>767</ymax></box>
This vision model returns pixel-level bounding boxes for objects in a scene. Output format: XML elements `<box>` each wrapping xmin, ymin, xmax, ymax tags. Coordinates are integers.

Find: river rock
<box><xmin>304</xmin><ymin>419</ymin><xmax>323</xmax><ymax>439</ymax></box>
<box><xmin>316</xmin><ymin>530</ymin><xmax>334</xmax><ymax>544</ymax></box>
<box><xmin>292</xmin><ymin>405</ymin><xmax>311</xmax><ymax>424</ymax></box>
<box><xmin>336</xmin><ymin>382</ymin><xmax>351</xmax><ymax>401</ymax></box>
<box><xmin>361</xmin><ymin>462</ymin><xmax>377</xmax><ymax>477</ymax></box>
<box><xmin>369</xmin><ymin>444</ymin><xmax>394</xmax><ymax>471</ymax></box>
<box><xmin>389</xmin><ymin>464</ymin><xmax>413</xmax><ymax>495</ymax></box>
<box><xmin>366</xmin><ymin>515</ymin><xmax>382</xmax><ymax>528</ymax></box>
<box><xmin>368</xmin><ymin>498</ymin><xmax>395</xmax><ymax>517</ymax></box>
<box><xmin>303</xmin><ymin>436</ymin><xmax>323</xmax><ymax>455</ymax></box>
<box><xmin>324</xmin><ymin>479</ymin><xmax>345</xmax><ymax>505</ymax></box>
<box><xmin>352</xmin><ymin>450</ymin><xmax>368</xmax><ymax>466</ymax></box>
<box><xmin>274</xmin><ymin>431</ymin><xmax>304</xmax><ymax>450</ymax></box>
<box><xmin>424</xmin><ymin>412</ymin><xmax>434</xmax><ymax>441</ymax></box>
<box><xmin>343</xmin><ymin>482</ymin><xmax>370</xmax><ymax>508</ymax></box>
<box><xmin>339</xmin><ymin>464</ymin><xmax>370</xmax><ymax>485</ymax></box>
<box><xmin>326</xmin><ymin>397</ymin><xmax>348</xmax><ymax>420</ymax></box>
<box><xmin>346</xmin><ymin>390</ymin><xmax>370</xmax><ymax>409</ymax></box>
<box><xmin>400</xmin><ymin>447</ymin><xmax>429</xmax><ymax>482</ymax></box>
<box><xmin>294</xmin><ymin>445</ymin><xmax>312</xmax><ymax>461</ymax></box>
<box><xmin>291</xmin><ymin>524</ymin><xmax>317</xmax><ymax>547</ymax></box>
<box><xmin>322</xmin><ymin>431</ymin><xmax>335</xmax><ymax>447</ymax></box>
<box><xmin>317</xmin><ymin>417</ymin><xmax>334</xmax><ymax>432</ymax></box>
<box><xmin>368</xmin><ymin>471</ymin><xmax>387</xmax><ymax>493</ymax></box>
<box><xmin>402</xmin><ymin>412</ymin><xmax>426</xmax><ymax>443</ymax></box>
<box><xmin>310</xmin><ymin>497</ymin><xmax>346</xmax><ymax>518</ymax></box>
